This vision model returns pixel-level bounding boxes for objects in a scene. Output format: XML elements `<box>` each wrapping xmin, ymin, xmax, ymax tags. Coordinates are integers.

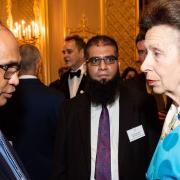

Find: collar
<box><xmin>71</xmin><ymin>63</ymin><xmax>86</xmax><ymax>75</ymax></box>
<box><xmin>19</xmin><ymin>75</ymin><xmax>37</xmax><ymax>79</ymax></box>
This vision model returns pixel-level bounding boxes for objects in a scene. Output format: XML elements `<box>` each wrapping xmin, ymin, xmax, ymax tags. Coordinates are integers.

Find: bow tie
<box><xmin>69</xmin><ymin>69</ymin><xmax>81</xmax><ymax>79</ymax></box>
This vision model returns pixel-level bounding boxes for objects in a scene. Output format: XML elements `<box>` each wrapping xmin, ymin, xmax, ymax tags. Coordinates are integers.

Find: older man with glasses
<box><xmin>0</xmin><ymin>24</ymin><xmax>30</xmax><ymax>179</ymax></box>
<box><xmin>52</xmin><ymin>35</ymin><xmax>160</xmax><ymax>180</ymax></box>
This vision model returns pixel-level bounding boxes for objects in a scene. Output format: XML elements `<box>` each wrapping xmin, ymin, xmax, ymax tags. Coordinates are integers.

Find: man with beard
<box><xmin>53</xmin><ymin>35</ymin><xmax>159</xmax><ymax>180</ymax></box>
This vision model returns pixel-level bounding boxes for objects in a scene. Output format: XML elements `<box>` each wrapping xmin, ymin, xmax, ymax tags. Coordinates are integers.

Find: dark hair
<box><xmin>65</xmin><ymin>35</ymin><xmax>86</xmax><ymax>51</ymax></box>
<box><xmin>140</xmin><ymin>0</ymin><xmax>180</xmax><ymax>33</ymax></box>
<box><xmin>19</xmin><ymin>44</ymin><xmax>41</xmax><ymax>72</ymax></box>
<box><xmin>135</xmin><ymin>31</ymin><xmax>146</xmax><ymax>44</ymax></box>
<box><xmin>121</xmin><ymin>67</ymin><xmax>138</xmax><ymax>80</ymax></box>
<box><xmin>85</xmin><ymin>35</ymin><xmax>119</xmax><ymax>60</ymax></box>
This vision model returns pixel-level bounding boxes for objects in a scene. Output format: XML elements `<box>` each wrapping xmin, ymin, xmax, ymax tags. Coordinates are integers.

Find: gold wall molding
<box><xmin>38</xmin><ymin>0</ymin><xmax>50</xmax><ymax>85</ymax></box>
<box><xmin>100</xmin><ymin>0</ymin><xmax>105</xmax><ymax>34</ymax></box>
<box><xmin>6</xmin><ymin>0</ymin><xmax>13</xmax><ymax>29</ymax></box>
<box><xmin>62</xmin><ymin>0</ymin><xmax>67</xmax><ymax>38</ymax></box>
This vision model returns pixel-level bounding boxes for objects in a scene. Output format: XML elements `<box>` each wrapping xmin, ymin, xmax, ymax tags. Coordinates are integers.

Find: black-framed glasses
<box><xmin>86</xmin><ymin>55</ymin><xmax>118</xmax><ymax>66</ymax></box>
<box><xmin>0</xmin><ymin>63</ymin><xmax>20</xmax><ymax>80</ymax></box>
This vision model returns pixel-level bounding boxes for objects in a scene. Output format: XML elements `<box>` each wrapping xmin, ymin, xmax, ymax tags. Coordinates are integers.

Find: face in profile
<box><xmin>0</xmin><ymin>28</ymin><xmax>20</xmax><ymax>106</ymax></box>
<box><xmin>86</xmin><ymin>44</ymin><xmax>119</xmax><ymax>83</ymax></box>
<box><xmin>141</xmin><ymin>25</ymin><xmax>180</xmax><ymax>96</ymax></box>
<box><xmin>62</xmin><ymin>40</ymin><xmax>83</xmax><ymax>70</ymax></box>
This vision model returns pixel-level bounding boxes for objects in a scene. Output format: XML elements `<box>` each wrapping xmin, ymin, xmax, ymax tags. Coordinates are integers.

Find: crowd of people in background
<box><xmin>0</xmin><ymin>0</ymin><xmax>180</xmax><ymax>179</ymax></box>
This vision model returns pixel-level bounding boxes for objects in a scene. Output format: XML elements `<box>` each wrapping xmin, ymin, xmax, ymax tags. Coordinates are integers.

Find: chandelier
<box><xmin>10</xmin><ymin>20</ymin><xmax>40</xmax><ymax>44</ymax></box>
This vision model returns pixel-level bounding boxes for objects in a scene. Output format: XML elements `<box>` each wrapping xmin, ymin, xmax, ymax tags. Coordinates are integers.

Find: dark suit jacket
<box><xmin>0</xmin><ymin>132</ymin><xmax>30</xmax><ymax>180</ymax></box>
<box><xmin>123</xmin><ymin>73</ymin><xmax>162</xmax><ymax>131</ymax></box>
<box><xmin>0</xmin><ymin>78</ymin><xmax>64</xmax><ymax>180</ymax></box>
<box><xmin>49</xmin><ymin>70</ymin><xmax>87</xmax><ymax>99</ymax></box>
<box><xmin>53</xmin><ymin>85</ymin><xmax>160</xmax><ymax>180</ymax></box>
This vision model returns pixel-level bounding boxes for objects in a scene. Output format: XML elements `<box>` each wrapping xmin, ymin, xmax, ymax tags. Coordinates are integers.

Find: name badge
<box><xmin>126</xmin><ymin>125</ymin><xmax>145</xmax><ymax>142</ymax></box>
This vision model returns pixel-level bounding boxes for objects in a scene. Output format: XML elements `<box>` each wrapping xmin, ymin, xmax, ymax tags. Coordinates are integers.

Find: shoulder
<box><xmin>61</xmin><ymin>93</ymin><xmax>89</xmax><ymax>113</ymax></box>
<box><xmin>60</xmin><ymin>71</ymin><xmax>70</xmax><ymax>79</ymax></box>
<box><xmin>49</xmin><ymin>79</ymin><xmax>61</xmax><ymax>88</ymax></box>
<box><xmin>43</xmin><ymin>86</ymin><xmax>64</xmax><ymax>101</ymax></box>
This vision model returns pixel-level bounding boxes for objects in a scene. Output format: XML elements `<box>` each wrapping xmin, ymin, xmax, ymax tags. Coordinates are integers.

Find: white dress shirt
<box><xmin>19</xmin><ymin>75</ymin><xmax>37</xmax><ymax>79</ymax></box>
<box><xmin>68</xmin><ymin>63</ymin><xmax>86</xmax><ymax>98</ymax></box>
<box><xmin>90</xmin><ymin>97</ymin><xmax>119</xmax><ymax>180</ymax></box>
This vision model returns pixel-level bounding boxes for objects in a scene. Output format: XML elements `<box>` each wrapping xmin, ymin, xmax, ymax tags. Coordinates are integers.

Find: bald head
<box><xmin>0</xmin><ymin>25</ymin><xmax>20</xmax><ymax>64</ymax></box>
<box><xmin>0</xmin><ymin>24</ymin><xmax>21</xmax><ymax>106</ymax></box>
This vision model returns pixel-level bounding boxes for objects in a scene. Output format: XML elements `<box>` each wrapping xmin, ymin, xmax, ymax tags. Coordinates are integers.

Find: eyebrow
<box><xmin>1</xmin><ymin>60</ymin><xmax>20</xmax><ymax>65</ymax></box>
<box><xmin>149</xmin><ymin>45</ymin><xmax>161</xmax><ymax>51</ymax></box>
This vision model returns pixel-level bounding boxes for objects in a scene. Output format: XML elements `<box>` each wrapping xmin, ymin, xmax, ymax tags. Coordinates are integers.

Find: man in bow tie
<box><xmin>49</xmin><ymin>35</ymin><xmax>87</xmax><ymax>99</ymax></box>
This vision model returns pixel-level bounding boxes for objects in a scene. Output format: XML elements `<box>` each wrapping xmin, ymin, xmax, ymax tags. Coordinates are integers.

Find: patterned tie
<box><xmin>95</xmin><ymin>104</ymin><xmax>111</xmax><ymax>180</ymax></box>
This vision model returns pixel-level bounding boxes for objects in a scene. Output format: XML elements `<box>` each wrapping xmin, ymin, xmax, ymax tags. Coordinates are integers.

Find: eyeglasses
<box><xmin>86</xmin><ymin>55</ymin><xmax>118</xmax><ymax>66</ymax></box>
<box><xmin>0</xmin><ymin>63</ymin><xmax>21</xmax><ymax>80</ymax></box>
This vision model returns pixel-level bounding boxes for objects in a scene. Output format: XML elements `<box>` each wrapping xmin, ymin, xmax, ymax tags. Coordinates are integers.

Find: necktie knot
<box><xmin>69</xmin><ymin>69</ymin><xmax>81</xmax><ymax>79</ymax></box>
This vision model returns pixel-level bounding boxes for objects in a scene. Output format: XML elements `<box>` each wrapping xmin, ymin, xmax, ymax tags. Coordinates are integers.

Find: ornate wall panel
<box><xmin>105</xmin><ymin>0</ymin><xmax>139</xmax><ymax>73</ymax></box>
<box><xmin>66</xmin><ymin>0</ymin><xmax>100</xmax><ymax>40</ymax></box>
<box><xmin>11</xmin><ymin>0</ymin><xmax>34</xmax><ymax>23</ymax></box>
<box><xmin>0</xmin><ymin>0</ymin><xmax>8</xmax><ymax>24</ymax></box>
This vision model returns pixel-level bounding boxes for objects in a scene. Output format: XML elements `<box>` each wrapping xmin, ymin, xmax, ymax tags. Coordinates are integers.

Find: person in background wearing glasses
<box><xmin>52</xmin><ymin>35</ymin><xmax>159</xmax><ymax>180</ymax></box>
<box><xmin>49</xmin><ymin>35</ymin><xmax>87</xmax><ymax>99</ymax></box>
<box><xmin>0</xmin><ymin>24</ymin><xmax>30</xmax><ymax>179</ymax></box>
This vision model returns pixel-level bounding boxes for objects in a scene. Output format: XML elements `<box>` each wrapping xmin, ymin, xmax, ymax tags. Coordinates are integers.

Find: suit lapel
<box><xmin>0</xmin><ymin>153</ymin><xmax>15</xmax><ymax>180</ymax></box>
<box><xmin>0</xmin><ymin>133</ymin><xmax>30</xmax><ymax>180</ymax></box>
<box><xmin>78</xmin><ymin>95</ymin><xmax>91</xmax><ymax>175</ymax></box>
<box><xmin>63</xmin><ymin>72</ymin><xmax>70</xmax><ymax>98</ymax></box>
<box><xmin>118</xmin><ymin>86</ymin><xmax>133</xmax><ymax>170</ymax></box>
<box><xmin>77</xmin><ymin>74</ymin><xmax>86</xmax><ymax>95</ymax></box>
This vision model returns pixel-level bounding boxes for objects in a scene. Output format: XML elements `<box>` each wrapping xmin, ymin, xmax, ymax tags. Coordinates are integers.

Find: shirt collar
<box><xmin>19</xmin><ymin>75</ymin><xmax>37</xmax><ymax>79</ymax></box>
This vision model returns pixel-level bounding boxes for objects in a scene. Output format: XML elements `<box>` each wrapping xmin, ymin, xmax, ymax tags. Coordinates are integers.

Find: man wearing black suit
<box><xmin>0</xmin><ymin>24</ymin><xmax>30</xmax><ymax>179</ymax></box>
<box><xmin>53</xmin><ymin>35</ymin><xmax>160</xmax><ymax>180</ymax></box>
<box><xmin>1</xmin><ymin>44</ymin><xmax>64</xmax><ymax>180</ymax></box>
<box><xmin>49</xmin><ymin>35</ymin><xmax>86</xmax><ymax>99</ymax></box>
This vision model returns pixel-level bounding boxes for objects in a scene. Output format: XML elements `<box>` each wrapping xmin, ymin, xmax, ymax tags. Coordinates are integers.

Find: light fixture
<box><xmin>10</xmin><ymin>20</ymin><xmax>40</xmax><ymax>44</ymax></box>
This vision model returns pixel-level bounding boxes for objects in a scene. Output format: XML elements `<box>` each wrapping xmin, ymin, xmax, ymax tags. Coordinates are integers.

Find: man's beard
<box><xmin>85</xmin><ymin>73</ymin><xmax>121</xmax><ymax>106</ymax></box>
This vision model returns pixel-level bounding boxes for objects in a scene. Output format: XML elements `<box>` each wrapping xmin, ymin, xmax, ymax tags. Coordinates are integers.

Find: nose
<box><xmin>99</xmin><ymin>59</ymin><xmax>107</xmax><ymax>70</ymax></box>
<box><xmin>140</xmin><ymin>53</ymin><xmax>152</xmax><ymax>73</ymax></box>
<box><xmin>9</xmin><ymin>72</ymin><xmax>19</xmax><ymax>86</ymax></box>
<box><xmin>63</xmin><ymin>52</ymin><xmax>67</xmax><ymax>58</ymax></box>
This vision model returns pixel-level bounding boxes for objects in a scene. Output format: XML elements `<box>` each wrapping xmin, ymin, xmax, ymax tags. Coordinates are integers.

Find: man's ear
<box><xmin>80</xmin><ymin>49</ymin><xmax>84</xmax><ymax>59</ymax></box>
<box><xmin>118</xmin><ymin>60</ymin><xmax>120</xmax><ymax>67</ymax></box>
